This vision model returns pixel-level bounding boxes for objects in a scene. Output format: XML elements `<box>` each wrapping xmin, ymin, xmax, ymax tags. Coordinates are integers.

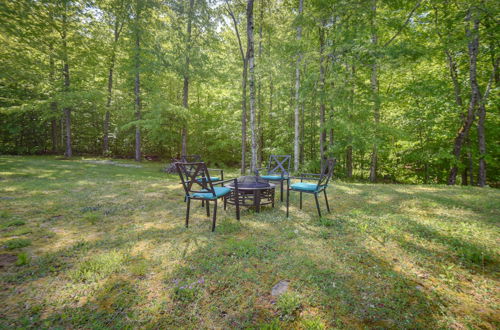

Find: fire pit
<box><xmin>225</xmin><ymin>176</ymin><xmax>275</xmax><ymax>212</ymax></box>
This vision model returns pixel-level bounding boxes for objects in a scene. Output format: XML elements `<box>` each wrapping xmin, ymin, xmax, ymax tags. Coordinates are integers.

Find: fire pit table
<box><xmin>225</xmin><ymin>176</ymin><xmax>275</xmax><ymax>213</ymax></box>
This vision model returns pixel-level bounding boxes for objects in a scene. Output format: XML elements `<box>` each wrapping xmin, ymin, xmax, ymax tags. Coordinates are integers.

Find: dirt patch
<box><xmin>0</xmin><ymin>254</ymin><xmax>17</xmax><ymax>268</ymax></box>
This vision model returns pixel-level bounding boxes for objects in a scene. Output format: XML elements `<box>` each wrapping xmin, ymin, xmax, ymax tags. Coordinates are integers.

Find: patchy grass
<box><xmin>0</xmin><ymin>155</ymin><xmax>499</xmax><ymax>328</ymax></box>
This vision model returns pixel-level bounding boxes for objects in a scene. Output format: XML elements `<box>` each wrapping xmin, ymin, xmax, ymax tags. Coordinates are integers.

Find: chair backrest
<box><xmin>173</xmin><ymin>155</ymin><xmax>202</xmax><ymax>163</ymax></box>
<box><xmin>317</xmin><ymin>158</ymin><xmax>336</xmax><ymax>189</ymax></box>
<box><xmin>175</xmin><ymin>162</ymin><xmax>215</xmax><ymax>198</ymax></box>
<box><xmin>266</xmin><ymin>155</ymin><xmax>291</xmax><ymax>177</ymax></box>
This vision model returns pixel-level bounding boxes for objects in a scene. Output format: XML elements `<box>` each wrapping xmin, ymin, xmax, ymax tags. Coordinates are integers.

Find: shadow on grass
<box><xmin>1</xmin><ymin>214</ymin><xmax>443</xmax><ymax>328</ymax></box>
<box><xmin>396</xmin><ymin>217</ymin><xmax>498</xmax><ymax>272</ymax></box>
<box><xmin>153</xmin><ymin>223</ymin><xmax>442</xmax><ymax>328</ymax></box>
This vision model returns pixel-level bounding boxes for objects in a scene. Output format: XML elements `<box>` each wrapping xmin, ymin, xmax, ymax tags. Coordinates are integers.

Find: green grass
<box><xmin>0</xmin><ymin>155</ymin><xmax>499</xmax><ymax>328</ymax></box>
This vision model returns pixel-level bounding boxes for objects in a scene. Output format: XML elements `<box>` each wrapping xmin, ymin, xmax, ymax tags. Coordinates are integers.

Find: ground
<box><xmin>0</xmin><ymin>156</ymin><xmax>498</xmax><ymax>329</ymax></box>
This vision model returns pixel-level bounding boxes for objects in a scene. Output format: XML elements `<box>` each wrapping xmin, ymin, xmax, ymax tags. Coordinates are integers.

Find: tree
<box><xmin>226</xmin><ymin>0</ymin><xmax>249</xmax><ymax>174</ymax></box>
<box><xmin>319</xmin><ymin>20</ymin><xmax>327</xmax><ymax>170</ymax></box>
<box><xmin>368</xmin><ymin>0</ymin><xmax>379</xmax><ymax>182</ymax></box>
<box><xmin>294</xmin><ymin>0</ymin><xmax>303</xmax><ymax>172</ymax></box>
<box><xmin>102</xmin><ymin>0</ymin><xmax>127</xmax><ymax>154</ymax></box>
<box><xmin>133</xmin><ymin>0</ymin><xmax>142</xmax><ymax>162</ymax></box>
<box><xmin>181</xmin><ymin>0</ymin><xmax>195</xmax><ymax>157</ymax></box>
<box><xmin>247</xmin><ymin>0</ymin><xmax>257</xmax><ymax>173</ymax></box>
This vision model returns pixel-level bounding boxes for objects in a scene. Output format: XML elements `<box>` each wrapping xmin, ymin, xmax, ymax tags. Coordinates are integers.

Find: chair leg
<box><xmin>236</xmin><ymin>193</ymin><xmax>240</xmax><ymax>221</ymax></box>
<box><xmin>314</xmin><ymin>193</ymin><xmax>322</xmax><ymax>218</ymax></box>
<box><xmin>271</xmin><ymin>189</ymin><xmax>275</xmax><ymax>208</ymax></box>
<box><xmin>280</xmin><ymin>180</ymin><xmax>284</xmax><ymax>202</ymax></box>
<box><xmin>286</xmin><ymin>187</ymin><xmax>290</xmax><ymax>217</ymax></box>
<box><xmin>224</xmin><ymin>196</ymin><xmax>227</xmax><ymax>210</ymax></box>
<box><xmin>201</xmin><ymin>200</ymin><xmax>204</xmax><ymax>207</ymax></box>
<box><xmin>206</xmin><ymin>200</ymin><xmax>210</xmax><ymax>217</ymax></box>
<box><xmin>211</xmin><ymin>200</ymin><xmax>217</xmax><ymax>232</ymax></box>
<box><xmin>299</xmin><ymin>192</ymin><xmax>302</xmax><ymax>209</ymax></box>
<box><xmin>186</xmin><ymin>197</ymin><xmax>191</xmax><ymax>228</ymax></box>
<box><xmin>324</xmin><ymin>189</ymin><xmax>330</xmax><ymax>213</ymax></box>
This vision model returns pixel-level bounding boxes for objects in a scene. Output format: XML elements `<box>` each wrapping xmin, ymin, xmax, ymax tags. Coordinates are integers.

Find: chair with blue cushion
<box><xmin>175</xmin><ymin>155</ymin><xmax>224</xmax><ymax>183</ymax></box>
<box><xmin>176</xmin><ymin>162</ymin><xmax>239</xmax><ymax>232</ymax></box>
<box><xmin>257</xmin><ymin>155</ymin><xmax>291</xmax><ymax>202</ymax></box>
<box><xmin>286</xmin><ymin>159</ymin><xmax>336</xmax><ymax>218</ymax></box>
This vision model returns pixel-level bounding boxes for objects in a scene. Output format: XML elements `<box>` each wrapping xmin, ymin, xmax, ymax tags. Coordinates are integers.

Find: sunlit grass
<box><xmin>0</xmin><ymin>155</ymin><xmax>498</xmax><ymax>328</ymax></box>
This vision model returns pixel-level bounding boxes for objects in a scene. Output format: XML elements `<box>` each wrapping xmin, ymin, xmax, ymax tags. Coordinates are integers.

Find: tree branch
<box><xmin>383</xmin><ymin>0</ymin><xmax>423</xmax><ymax>48</ymax></box>
<box><xmin>225</xmin><ymin>0</ymin><xmax>246</xmax><ymax>62</ymax></box>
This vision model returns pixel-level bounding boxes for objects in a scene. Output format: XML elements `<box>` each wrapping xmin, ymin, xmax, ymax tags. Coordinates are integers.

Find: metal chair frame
<box><xmin>286</xmin><ymin>159</ymin><xmax>336</xmax><ymax>218</ymax></box>
<box><xmin>174</xmin><ymin>155</ymin><xmax>224</xmax><ymax>182</ymax></box>
<box><xmin>256</xmin><ymin>154</ymin><xmax>291</xmax><ymax>202</ymax></box>
<box><xmin>176</xmin><ymin>162</ymin><xmax>239</xmax><ymax>232</ymax></box>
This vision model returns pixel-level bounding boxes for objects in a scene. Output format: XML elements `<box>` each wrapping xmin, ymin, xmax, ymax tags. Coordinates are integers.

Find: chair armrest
<box><xmin>253</xmin><ymin>167</ymin><xmax>265</xmax><ymax>176</ymax></box>
<box><xmin>288</xmin><ymin>174</ymin><xmax>321</xmax><ymax>183</ymax></box>
<box><xmin>212</xmin><ymin>178</ymin><xmax>237</xmax><ymax>186</ymax></box>
<box><xmin>207</xmin><ymin>168</ymin><xmax>224</xmax><ymax>180</ymax></box>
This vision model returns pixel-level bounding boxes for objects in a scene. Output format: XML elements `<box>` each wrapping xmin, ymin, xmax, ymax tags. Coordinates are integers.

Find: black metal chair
<box><xmin>176</xmin><ymin>155</ymin><xmax>224</xmax><ymax>183</ymax></box>
<box><xmin>256</xmin><ymin>155</ymin><xmax>291</xmax><ymax>202</ymax></box>
<box><xmin>176</xmin><ymin>162</ymin><xmax>239</xmax><ymax>232</ymax></box>
<box><xmin>286</xmin><ymin>159</ymin><xmax>336</xmax><ymax>218</ymax></box>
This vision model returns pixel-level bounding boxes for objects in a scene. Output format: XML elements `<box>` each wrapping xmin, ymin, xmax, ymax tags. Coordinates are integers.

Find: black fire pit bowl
<box><xmin>232</xmin><ymin>176</ymin><xmax>271</xmax><ymax>189</ymax></box>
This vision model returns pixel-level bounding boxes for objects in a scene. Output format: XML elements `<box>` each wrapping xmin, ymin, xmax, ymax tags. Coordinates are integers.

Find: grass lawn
<box><xmin>0</xmin><ymin>156</ymin><xmax>498</xmax><ymax>329</ymax></box>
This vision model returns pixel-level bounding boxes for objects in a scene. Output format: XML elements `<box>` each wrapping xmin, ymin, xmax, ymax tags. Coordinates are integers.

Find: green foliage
<box><xmin>16</xmin><ymin>252</ymin><xmax>30</xmax><ymax>266</ymax></box>
<box><xmin>172</xmin><ymin>284</ymin><xmax>199</xmax><ymax>303</ymax></box>
<box><xmin>0</xmin><ymin>0</ymin><xmax>497</xmax><ymax>185</ymax></box>
<box><xmin>69</xmin><ymin>250</ymin><xmax>128</xmax><ymax>282</ymax></box>
<box><xmin>82</xmin><ymin>212</ymin><xmax>100</xmax><ymax>225</ymax></box>
<box><xmin>2</xmin><ymin>220</ymin><xmax>26</xmax><ymax>228</ymax></box>
<box><xmin>276</xmin><ymin>292</ymin><xmax>302</xmax><ymax>321</ymax></box>
<box><xmin>4</xmin><ymin>238</ymin><xmax>31</xmax><ymax>250</ymax></box>
<box><xmin>300</xmin><ymin>317</ymin><xmax>326</xmax><ymax>330</ymax></box>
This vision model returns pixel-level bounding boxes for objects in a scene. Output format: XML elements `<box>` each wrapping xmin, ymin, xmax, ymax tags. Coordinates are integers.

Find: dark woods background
<box><xmin>0</xmin><ymin>0</ymin><xmax>498</xmax><ymax>186</ymax></box>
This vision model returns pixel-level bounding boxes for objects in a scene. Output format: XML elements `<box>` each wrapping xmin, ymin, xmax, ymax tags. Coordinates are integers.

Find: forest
<box><xmin>1</xmin><ymin>0</ymin><xmax>498</xmax><ymax>186</ymax></box>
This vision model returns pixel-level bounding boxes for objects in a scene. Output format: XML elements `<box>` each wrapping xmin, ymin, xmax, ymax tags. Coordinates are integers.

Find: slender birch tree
<box><xmin>294</xmin><ymin>0</ymin><xmax>303</xmax><ymax>172</ymax></box>
<box><xmin>247</xmin><ymin>0</ymin><xmax>257</xmax><ymax>173</ymax></box>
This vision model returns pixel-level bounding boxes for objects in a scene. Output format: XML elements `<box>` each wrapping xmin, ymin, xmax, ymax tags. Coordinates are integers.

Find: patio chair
<box><xmin>256</xmin><ymin>155</ymin><xmax>291</xmax><ymax>202</ymax></box>
<box><xmin>176</xmin><ymin>162</ymin><xmax>239</xmax><ymax>232</ymax></box>
<box><xmin>286</xmin><ymin>158</ymin><xmax>336</xmax><ymax>218</ymax></box>
<box><xmin>176</xmin><ymin>155</ymin><xmax>224</xmax><ymax>183</ymax></box>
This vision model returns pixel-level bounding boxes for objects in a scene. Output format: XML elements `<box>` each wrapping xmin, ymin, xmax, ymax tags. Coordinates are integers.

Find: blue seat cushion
<box><xmin>261</xmin><ymin>175</ymin><xmax>286</xmax><ymax>180</ymax></box>
<box><xmin>192</xmin><ymin>187</ymin><xmax>231</xmax><ymax>199</ymax></box>
<box><xmin>196</xmin><ymin>176</ymin><xmax>220</xmax><ymax>182</ymax></box>
<box><xmin>290</xmin><ymin>182</ymin><xmax>326</xmax><ymax>192</ymax></box>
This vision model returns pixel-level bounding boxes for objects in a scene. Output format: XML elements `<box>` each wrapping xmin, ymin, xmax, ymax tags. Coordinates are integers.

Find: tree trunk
<box><xmin>181</xmin><ymin>0</ymin><xmax>195</xmax><ymax>157</ymax></box>
<box><xmin>62</xmin><ymin>11</ymin><xmax>72</xmax><ymax>157</ymax></box>
<box><xmin>369</xmin><ymin>0</ymin><xmax>379</xmax><ymax>182</ymax></box>
<box><xmin>103</xmin><ymin>19</ymin><xmax>123</xmax><ymax>155</ymax></box>
<box><xmin>468</xmin><ymin>146</ymin><xmax>474</xmax><ymax>185</ymax></box>
<box><xmin>319</xmin><ymin>22</ymin><xmax>327</xmax><ymax>170</ymax></box>
<box><xmin>49</xmin><ymin>45</ymin><xmax>58</xmax><ymax>153</ymax></box>
<box><xmin>346</xmin><ymin>61</ymin><xmax>355</xmax><ymax>179</ymax></box>
<box><xmin>247</xmin><ymin>0</ymin><xmax>257</xmax><ymax>173</ymax></box>
<box><xmin>242</xmin><ymin>60</ymin><xmax>248</xmax><ymax>174</ymax></box>
<box><xmin>346</xmin><ymin>146</ymin><xmax>353</xmax><ymax>178</ymax></box>
<box><xmin>225</xmin><ymin>0</ymin><xmax>248</xmax><ymax>174</ymax></box>
<box><xmin>476</xmin><ymin>95</ymin><xmax>486</xmax><ymax>187</ymax></box>
<box><xmin>448</xmin><ymin>11</ymin><xmax>480</xmax><ymax>185</ymax></box>
<box><xmin>461</xmin><ymin>167</ymin><xmax>468</xmax><ymax>185</ymax></box>
<box><xmin>134</xmin><ymin>1</ymin><xmax>142</xmax><ymax>162</ymax></box>
<box><xmin>103</xmin><ymin>56</ymin><xmax>115</xmax><ymax>155</ymax></box>
<box><xmin>293</xmin><ymin>0</ymin><xmax>303</xmax><ymax>172</ymax></box>
<box><xmin>257</xmin><ymin>0</ymin><xmax>264</xmax><ymax>167</ymax></box>
<box><xmin>300</xmin><ymin>102</ymin><xmax>305</xmax><ymax>165</ymax></box>
<box><xmin>477</xmin><ymin>50</ymin><xmax>498</xmax><ymax>186</ymax></box>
